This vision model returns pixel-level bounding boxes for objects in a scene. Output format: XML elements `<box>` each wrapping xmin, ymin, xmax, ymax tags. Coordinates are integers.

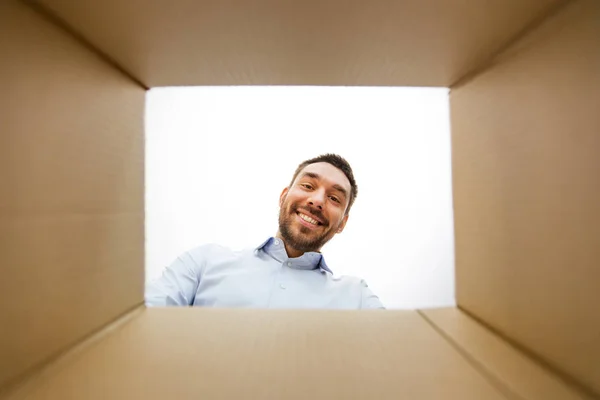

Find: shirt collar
<box><xmin>255</xmin><ymin>237</ymin><xmax>332</xmax><ymax>274</ymax></box>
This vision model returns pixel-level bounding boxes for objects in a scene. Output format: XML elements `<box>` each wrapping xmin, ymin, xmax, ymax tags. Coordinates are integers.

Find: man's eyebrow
<box><xmin>332</xmin><ymin>184</ymin><xmax>348</xmax><ymax>198</ymax></box>
<box><xmin>300</xmin><ymin>172</ymin><xmax>320</xmax><ymax>180</ymax></box>
<box><xmin>300</xmin><ymin>172</ymin><xmax>348</xmax><ymax>198</ymax></box>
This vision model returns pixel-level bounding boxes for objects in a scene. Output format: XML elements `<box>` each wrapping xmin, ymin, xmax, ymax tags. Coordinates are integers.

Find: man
<box><xmin>146</xmin><ymin>153</ymin><xmax>384</xmax><ymax>309</ymax></box>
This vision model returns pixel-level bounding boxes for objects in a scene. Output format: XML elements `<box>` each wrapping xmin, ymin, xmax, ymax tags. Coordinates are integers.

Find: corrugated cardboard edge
<box><xmin>418</xmin><ymin>308</ymin><xmax>598</xmax><ymax>400</ymax></box>
<box><xmin>0</xmin><ymin>305</ymin><xmax>145</xmax><ymax>400</ymax></box>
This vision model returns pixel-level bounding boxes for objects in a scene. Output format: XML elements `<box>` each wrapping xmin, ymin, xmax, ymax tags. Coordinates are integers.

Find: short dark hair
<box><xmin>289</xmin><ymin>153</ymin><xmax>358</xmax><ymax>214</ymax></box>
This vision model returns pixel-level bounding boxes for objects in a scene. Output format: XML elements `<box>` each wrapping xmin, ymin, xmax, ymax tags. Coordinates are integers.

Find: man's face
<box><xmin>278</xmin><ymin>162</ymin><xmax>351</xmax><ymax>254</ymax></box>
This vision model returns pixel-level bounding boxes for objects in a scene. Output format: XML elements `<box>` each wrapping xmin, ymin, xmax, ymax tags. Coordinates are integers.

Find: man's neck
<box><xmin>275</xmin><ymin>233</ymin><xmax>305</xmax><ymax>259</ymax></box>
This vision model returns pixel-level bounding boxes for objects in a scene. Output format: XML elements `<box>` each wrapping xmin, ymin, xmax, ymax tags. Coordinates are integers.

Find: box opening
<box><xmin>144</xmin><ymin>85</ymin><xmax>456</xmax><ymax>309</ymax></box>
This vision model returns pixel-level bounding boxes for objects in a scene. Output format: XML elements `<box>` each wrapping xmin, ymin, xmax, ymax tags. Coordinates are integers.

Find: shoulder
<box><xmin>184</xmin><ymin>242</ymin><xmax>256</xmax><ymax>265</ymax></box>
<box><xmin>185</xmin><ymin>242</ymin><xmax>235</xmax><ymax>260</ymax></box>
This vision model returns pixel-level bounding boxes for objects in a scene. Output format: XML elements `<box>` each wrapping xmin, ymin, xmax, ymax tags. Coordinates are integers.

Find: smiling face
<box><xmin>277</xmin><ymin>162</ymin><xmax>351</xmax><ymax>258</ymax></box>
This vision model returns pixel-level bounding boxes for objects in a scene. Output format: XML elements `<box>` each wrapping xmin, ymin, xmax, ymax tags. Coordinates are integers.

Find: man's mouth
<box><xmin>296</xmin><ymin>211</ymin><xmax>323</xmax><ymax>227</ymax></box>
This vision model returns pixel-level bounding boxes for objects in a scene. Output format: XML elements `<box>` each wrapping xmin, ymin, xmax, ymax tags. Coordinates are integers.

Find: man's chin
<box><xmin>294</xmin><ymin>223</ymin><xmax>325</xmax><ymax>238</ymax></box>
<box><xmin>279</xmin><ymin>217</ymin><xmax>329</xmax><ymax>252</ymax></box>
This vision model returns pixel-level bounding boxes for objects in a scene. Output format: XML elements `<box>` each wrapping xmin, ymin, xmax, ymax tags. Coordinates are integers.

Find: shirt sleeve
<box><xmin>145</xmin><ymin>250</ymin><xmax>203</xmax><ymax>307</ymax></box>
<box><xmin>360</xmin><ymin>280</ymin><xmax>385</xmax><ymax>309</ymax></box>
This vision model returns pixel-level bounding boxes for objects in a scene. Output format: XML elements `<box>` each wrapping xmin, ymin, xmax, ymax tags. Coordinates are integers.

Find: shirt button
<box><xmin>287</xmin><ymin>262</ymin><xmax>292</xmax><ymax>266</ymax></box>
<box><xmin>279</xmin><ymin>283</ymin><xmax>286</xmax><ymax>290</ymax></box>
<box><xmin>274</xmin><ymin>240</ymin><xmax>280</xmax><ymax>245</ymax></box>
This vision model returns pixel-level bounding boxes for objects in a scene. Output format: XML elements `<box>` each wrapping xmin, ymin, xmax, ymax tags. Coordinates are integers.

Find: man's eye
<box><xmin>301</xmin><ymin>183</ymin><xmax>313</xmax><ymax>190</ymax></box>
<box><xmin>329</xmin><ymin>196</ymin><xmax>340</xmax><ymax>203</ymax></box>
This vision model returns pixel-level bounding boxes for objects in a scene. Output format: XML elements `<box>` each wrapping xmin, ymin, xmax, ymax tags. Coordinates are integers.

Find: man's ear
<box><xmin>279</xmin><ymin>187</ymin><xmax>289</xmax><ymax>208</ymax></box>
<box><xmin>336</xmin><ymin>214</ymin><xmax>349</xmax><ymax>234</ymax></box>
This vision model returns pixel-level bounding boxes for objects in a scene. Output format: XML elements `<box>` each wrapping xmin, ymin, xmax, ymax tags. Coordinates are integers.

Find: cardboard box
<box><xmin>1</xmin><ymin>0</ymin><xmax>598</xmax><ymax>398</ymax></box>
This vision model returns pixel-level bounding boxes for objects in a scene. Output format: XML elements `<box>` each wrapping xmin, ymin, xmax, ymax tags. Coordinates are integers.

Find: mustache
<box><xmin>294</xmin><ymin>205</ymin><xmax>328</xmax><ymax>225</ymax></box>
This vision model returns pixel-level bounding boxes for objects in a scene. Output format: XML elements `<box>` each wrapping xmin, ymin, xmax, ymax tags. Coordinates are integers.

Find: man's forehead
<box><xmin>297</xmin><ymin>162</ymin><xmax>351</xmax><ymax>192</ymax></box>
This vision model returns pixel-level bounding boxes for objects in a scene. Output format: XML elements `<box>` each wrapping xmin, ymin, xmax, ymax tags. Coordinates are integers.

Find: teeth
<box><xmin>299</xmin><ymin>213</ymin><xmax>319</xmax><ymax>225</ymax></box>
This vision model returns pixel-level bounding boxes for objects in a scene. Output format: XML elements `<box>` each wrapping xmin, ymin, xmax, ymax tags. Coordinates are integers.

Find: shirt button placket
<box><xmin>277</xmin><ymin>261</ymin><xmax>290</xmax><ymax>293</ymax></box>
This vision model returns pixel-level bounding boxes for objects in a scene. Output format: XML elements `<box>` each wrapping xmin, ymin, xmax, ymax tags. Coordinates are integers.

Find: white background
<box><xmin>145</xmin><ymin>86</ymin><xmax>455</xmax><ymax>309</ymax></box>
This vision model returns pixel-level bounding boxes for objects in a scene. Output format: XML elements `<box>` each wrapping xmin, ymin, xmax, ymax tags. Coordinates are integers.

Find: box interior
<box><xmin>1</xmin><ymin>0</ymin><xmax>598</xmax><ymax>398</ymax></box>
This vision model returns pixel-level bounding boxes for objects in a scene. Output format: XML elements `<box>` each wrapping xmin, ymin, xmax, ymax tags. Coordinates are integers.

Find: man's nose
<box><xmin>308</xmin><ymin>191</ymin><xmax>325</xmax><ymax>209</ymax></box>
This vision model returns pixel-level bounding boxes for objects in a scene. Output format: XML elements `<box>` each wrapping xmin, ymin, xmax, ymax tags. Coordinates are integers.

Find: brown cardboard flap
<box><xmin>38</xmin><ymin>0</ymin><xmax>561</xmax><ymax>87</ymax></box>
<box><xmin>4</xmin><ymin>308</ymin><xmax>510</xmax><ymax>400</ymax></box>
<box><xmin>450</xmin><ymin>0</ymin><xmax>600</xmax><ymax>395</ymax></box>
<box><xmin>421</xmin><ymin>308</ymin><xmax>592</xmax><ymax>400</ymax></box>
<box><xmin>0</xmin><ymin>0</ymin><xmax>145</xmax><ymax>389</ymax></box>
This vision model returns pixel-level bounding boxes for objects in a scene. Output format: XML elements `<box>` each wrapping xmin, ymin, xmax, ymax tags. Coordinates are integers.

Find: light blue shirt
<box><xmin>146</xmin><ymin>237</ymin><xmax>384</xmax><ymax>309</ymax></box>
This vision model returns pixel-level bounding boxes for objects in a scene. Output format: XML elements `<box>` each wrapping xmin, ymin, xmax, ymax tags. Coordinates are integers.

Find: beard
<box><xmin>278</xmin><ymin>201</ymin><xmax>337</xmax><ymax>254</ymax></box>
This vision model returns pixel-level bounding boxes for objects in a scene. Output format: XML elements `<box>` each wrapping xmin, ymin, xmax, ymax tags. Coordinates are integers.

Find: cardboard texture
<box><xmin>2</xmin><ymin>0</ymin><xmax>598</xmax><ymax>398</ymax></box>
<box><xmin>450</xmin><ymin>0</ymin><xmax>600</xmax><ymax>395</ymax></box>
<box><xmin>421</xmin><ymin>308</ymin><xmax>593</xmax><ymax>400</ymax></box>
<box><xmin>38</xmin><ymin>0</ymin><xmax>561</xmax><ymax>87</ymax></box>
<box><xmin>2</xmin><ymin>309</ymin><xmax>511</xmax><ymax>400</ymax></box>
<box><xmin>0</xmin><ymin>0</ymin><xmax>146</xmax><ymax>390</ymax></box>
<box><xmin>3</xmin><ymin>308</ymin><xmax>591</xmax><ymax>400</ymax></box>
